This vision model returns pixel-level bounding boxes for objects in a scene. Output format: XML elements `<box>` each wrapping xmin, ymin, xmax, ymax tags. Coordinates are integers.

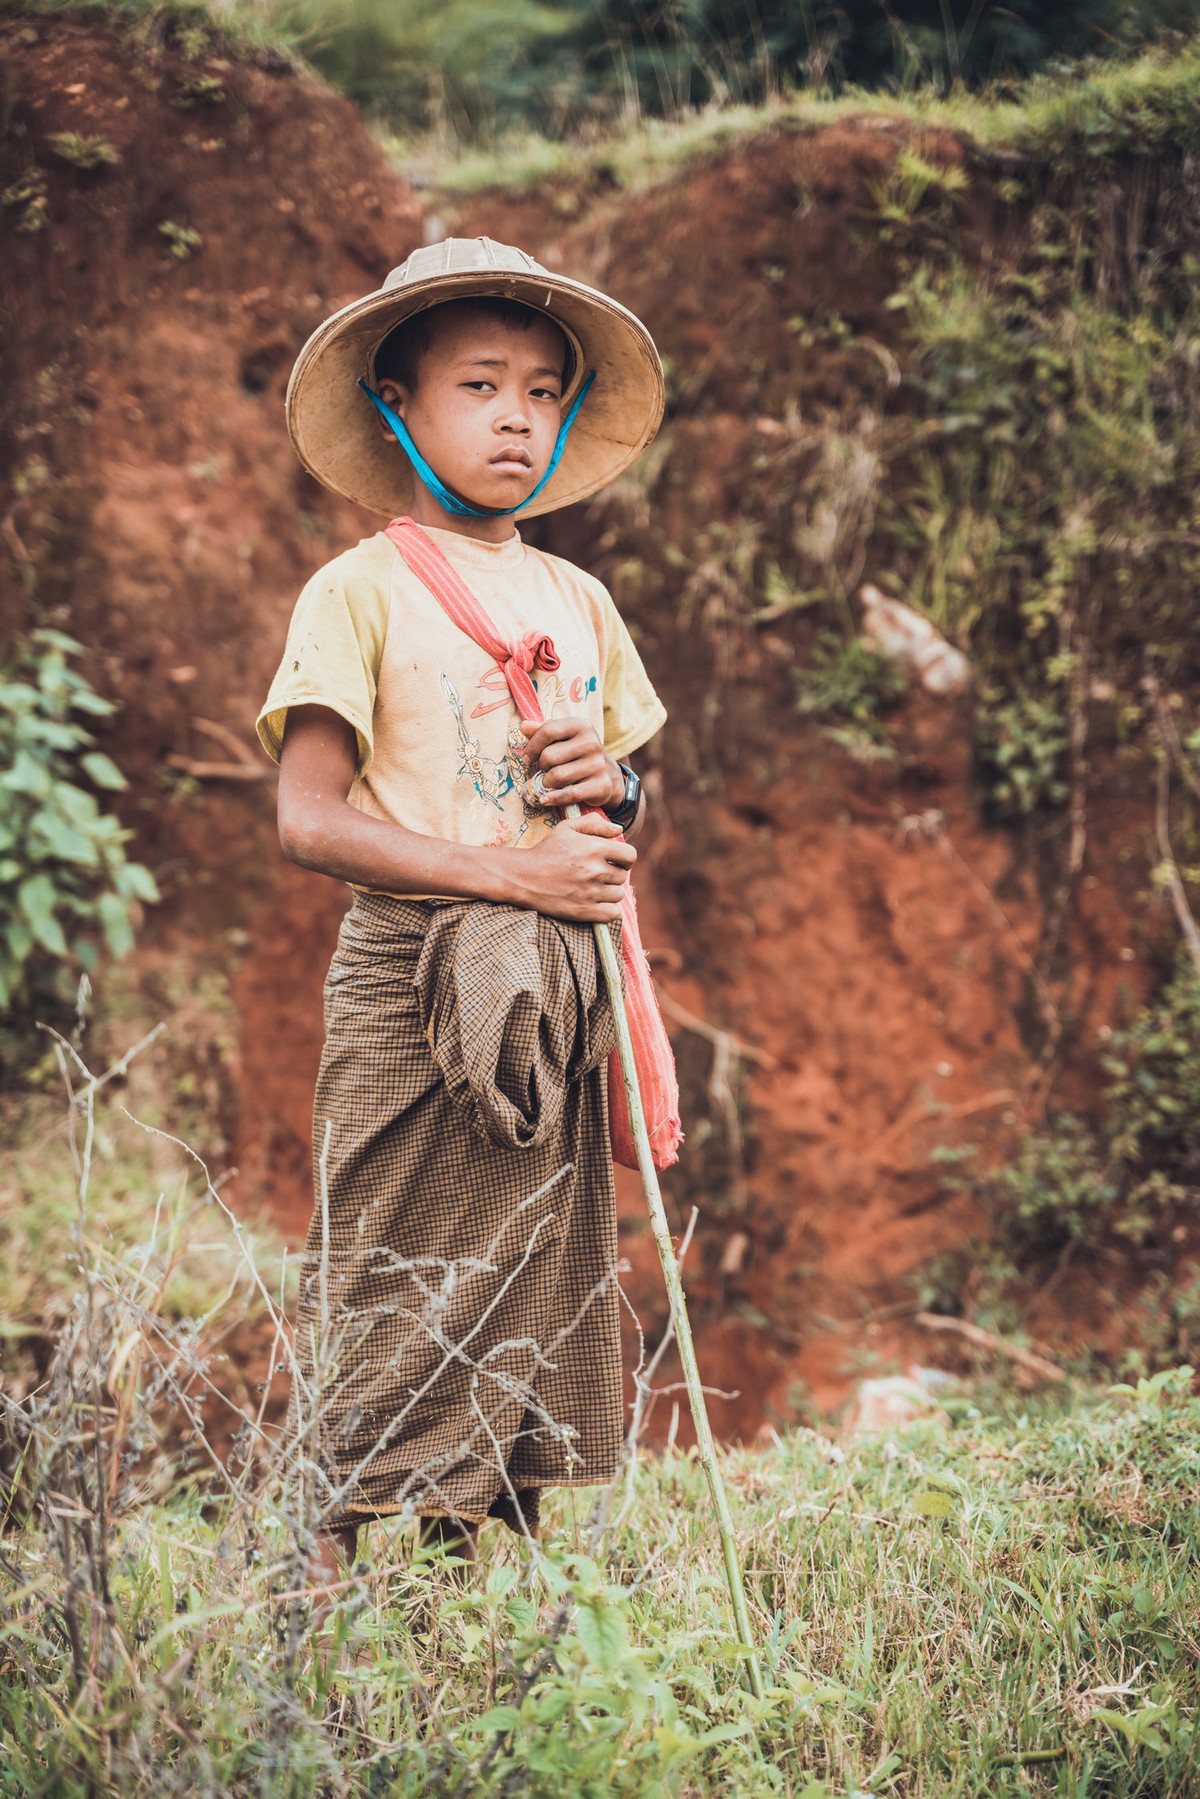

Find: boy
<box><xmin>256</xmin><ymin>238</ymin><xmax>669</xmax><ymax>1584</ymax></box>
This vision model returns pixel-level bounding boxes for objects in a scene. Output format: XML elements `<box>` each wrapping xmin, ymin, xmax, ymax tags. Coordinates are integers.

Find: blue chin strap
<box><xmin>358</xmin><ymin>370</ymin><xmax>596</xmax><ymax>519</ymax></box>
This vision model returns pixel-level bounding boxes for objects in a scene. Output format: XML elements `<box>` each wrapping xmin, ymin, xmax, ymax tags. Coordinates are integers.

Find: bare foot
<box><xmin>309</xmin><ymin>1522</ymin><xmax>361</xmax><ymax>1676</ymax></box>
<box><xmin>311</xmin><ymin>1522</ymin><xmax>358</xmax><ymax>1602</ymax></box>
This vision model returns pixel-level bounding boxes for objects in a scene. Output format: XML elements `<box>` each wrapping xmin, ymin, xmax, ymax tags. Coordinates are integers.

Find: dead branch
<box><xmin>165</xmin><ymin>755</ymin><xmax>272</xmax><ymax>782</ymax></box>
<box><xmin>915</xmin><ymin>1311</ymin><xmax>1066</xmax><ymax>1384</ymax></box>
<box><xmin>192</xmin><ymin>716</ymin><xmax>261</xmax><ymax>768</ymax></box>
<box><xmin>654</xmin><ymin>985</ymin><xmax>779</xmax><ymax>1071</ymax></box>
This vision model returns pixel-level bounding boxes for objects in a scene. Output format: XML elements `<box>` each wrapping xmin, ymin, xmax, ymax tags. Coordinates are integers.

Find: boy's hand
<box><xmin>517</xmin><ymin>813</ymin><xmax>635</xmax><ymax>922</ymax></box>
<box><xmin>520</xmin><ymin>718</ymin><xmax>625</xmax><ymax>812</ymax></box>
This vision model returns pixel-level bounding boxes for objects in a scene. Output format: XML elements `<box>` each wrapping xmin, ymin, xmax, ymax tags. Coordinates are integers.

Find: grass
<box><xmin>2</xmin><ymin>1028</ymin><xmax>1199</xmax><ymax>1797</ymax></box>
<box><xmin>386</xmin><ymin>36</ymin><xmax>1200</xmax><ymax>197</ymax></box>
<box><xmin>0</xmin><ymin>0</ymin><xmax>304</xmax><ymax>65</ymax></box>
<box><xmin>4</xmin><ymin>1366</ymin><xmax>1200</xmax><ymax>1794</ymax></box>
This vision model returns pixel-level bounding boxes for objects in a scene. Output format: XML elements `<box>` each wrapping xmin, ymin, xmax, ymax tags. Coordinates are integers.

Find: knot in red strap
<box><xmin>508</xmin><ymin>630</ymin><xmax>560</xmax><ymax>676</ymax></box>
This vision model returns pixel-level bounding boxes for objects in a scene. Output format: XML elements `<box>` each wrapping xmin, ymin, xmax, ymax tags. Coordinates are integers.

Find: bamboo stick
<box><xmin>571</xmin><ymin>806</ymin><xmax>765</xmax><ymax>1699</ymax></box>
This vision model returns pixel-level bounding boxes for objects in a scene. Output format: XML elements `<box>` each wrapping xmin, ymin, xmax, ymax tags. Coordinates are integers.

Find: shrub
<box><xmin>0</xmin><ymin>629</ymin><xmax>158</xmax><ymax>1018</ymax></box>
<box><xmin>975</xmin><ymin>684</ymin><xmax>1070</xmax><ymax>817</ymax></box>
<box><xmin>794</xmin><ymin>630</ymin><xmax>908</xmax><ymax>759</ymax></box>
<box><xmin>1105</xmin><ymin>949</ymin><xmax>1200</xmax><ymax>1217</ymax></box>
<box><xmin>943</xmin><ymin>951</ymin><xmax>1200</xmax><ymax>1265</ymax></box>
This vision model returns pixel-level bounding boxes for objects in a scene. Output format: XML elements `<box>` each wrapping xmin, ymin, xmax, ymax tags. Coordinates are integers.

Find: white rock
<box><xmin>840</xmin><ymin>1365</ymin><xmax>966</xmax><ymax>1438</ymax></box>
<box><xmin>859</xmin><ymin>584</ymin><xmax>970</xmax><ymax>696</ymax></box>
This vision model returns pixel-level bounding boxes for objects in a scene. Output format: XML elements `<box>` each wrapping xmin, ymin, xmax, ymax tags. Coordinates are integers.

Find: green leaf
<box><xmin>911</xmin><ymin>1489</ymin><xmax>957</xmax><ymax>1518</ymax></box>
<box><xmin>532</xmin><ymin>1685</ymin><xmax>571</xmax><ymax>1724</ymax></box>
<box><xmin>55</xmin><ymin>783</ymin><xmax>101</xmax><ymax>828</ymax></box>
<box><xmin>474</xmin><ymin>1705</ymin><xmax>520</xmax><ymax>1734</ymax></box>
<box><xmin>575</xmin><ymin>1597</ymin><xmax>627</xmax><ymax>1673</ymax></box>
<box><xmin>6</xmin><ymin>919</ymin><xmax>33</xmax><ymax>965</ymax></box>
<box><xmin>18</xmin><ymin>874</ymin><xmax>67</xmax><ymax>956</ymax></box>
<box><xmin>505</xmin><ymin>1594</ymin><xmax>537</xmax><ymax>1633</ymax></box>
<box><xmin>1</xmin><ymin>749</ymin><xmax>51</xmax><ymax>797</ymax></box>
<box><xmin>29</xmin><ymin>809</ymin><xmax>100</xmax><ymax>867</ymax></box>
<box><xmin>97</xmin><ymin>890</ymin><xmax>135</xmax><ymax>959</ymax></box>
<box><xmin>1133</xmin><ymin>1585</ymin><xmax>1156</xmax><ymax>1617</ymax></box>
<box><xmin>80</xmin><ymin>751</ymin><xmax>127</xmax><ymax>791</ymax></box>
<box><xmin>24</xmin><ymin>717</ymin><xmax>86</xmax><ymax>751</ymax></box>
<box><xmin>115</xmin><ymin>861</ymin><xmax>159</xmax><ymax>904</ymax></box>
<box><xmin>67</xmin><ymin>687</ymin><xmax>115</xmax><ymax>717</ymax></box>
<box><xmin>486</xmin><ymin>1564</ymin><xmax>517</xmax><ymax>1600</ymax></box>
<box><xmin>31</xmin><ymin>628</ymin><xmax>84</xmax><ymax>655</ymax></box>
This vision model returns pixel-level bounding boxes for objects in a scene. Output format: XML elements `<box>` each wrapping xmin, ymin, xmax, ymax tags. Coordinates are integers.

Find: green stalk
<box><xmin>572</xmin><ymin>806</ymin><xmax>764</xmax><ymax>1698</ymax></box>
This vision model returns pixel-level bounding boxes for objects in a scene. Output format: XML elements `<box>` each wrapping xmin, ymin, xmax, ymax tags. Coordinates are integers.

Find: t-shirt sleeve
<box><xmin>600</xmin><ymin>590</ymin><xmax>667</xmax><ymax>761</ymax></box>
<box><xmin>255</xmin><ymin>544</ymin><xmax>391</xmax><ymax>773</ymax></box>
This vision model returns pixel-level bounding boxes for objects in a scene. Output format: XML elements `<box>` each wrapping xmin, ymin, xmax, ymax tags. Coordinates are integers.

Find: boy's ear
<box><xmin>375</xmin><ymin>378</ymin><xmax>409</xmax><ymax>441</ymax></box>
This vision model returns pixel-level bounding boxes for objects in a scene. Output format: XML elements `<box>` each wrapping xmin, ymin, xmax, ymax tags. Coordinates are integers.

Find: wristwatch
<box><xmin>604</xmin><ymin>762</ymin><xmax>641</xmax><ymax>831</ymax></box>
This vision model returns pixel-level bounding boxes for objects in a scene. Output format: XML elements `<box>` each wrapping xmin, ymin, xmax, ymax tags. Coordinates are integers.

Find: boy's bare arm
<box><xmin>276</xmin><ymin>705</ymin><xmax>638</xmax><ymax>923</ymax></box>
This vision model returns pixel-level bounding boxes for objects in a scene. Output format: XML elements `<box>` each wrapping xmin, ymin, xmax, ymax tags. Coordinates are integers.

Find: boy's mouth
<box><xmin>490</xmin><ymin>447</ymin><xmax>533</xmax><ymax>472</ymax></box>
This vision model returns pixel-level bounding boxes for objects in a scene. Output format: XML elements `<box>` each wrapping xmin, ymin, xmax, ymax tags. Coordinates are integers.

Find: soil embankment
<box><xmin>1</xmin><ymin>18</ymin><xmax>1164</xmax><ymax>1431</ymax></box>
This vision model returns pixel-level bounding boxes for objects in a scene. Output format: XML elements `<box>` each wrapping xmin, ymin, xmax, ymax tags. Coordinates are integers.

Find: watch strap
<box><xmin>604</xmin><ymin>762</ymin><xmax>641</xmax><ymax>830</ymax></box>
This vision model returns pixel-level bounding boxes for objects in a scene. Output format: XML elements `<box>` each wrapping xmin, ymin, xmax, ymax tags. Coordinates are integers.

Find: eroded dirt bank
<box><xmin>2</xmin><ymin>18</ymin><xmax>1168</xmax><ymax>1432</ymax></box>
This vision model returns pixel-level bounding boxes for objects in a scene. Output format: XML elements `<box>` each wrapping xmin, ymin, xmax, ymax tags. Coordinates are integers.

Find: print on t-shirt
<box><xmin>440</xmin><ymin>656</ymin><xmax>600</xmax><ymax>849</ymax></box>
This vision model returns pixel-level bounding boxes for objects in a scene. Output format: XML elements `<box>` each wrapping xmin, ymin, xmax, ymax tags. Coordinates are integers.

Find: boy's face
<box><xmin>377</xmin><ymin>306</ymin><xmax>567</xmax><ymax>515</ymax></box>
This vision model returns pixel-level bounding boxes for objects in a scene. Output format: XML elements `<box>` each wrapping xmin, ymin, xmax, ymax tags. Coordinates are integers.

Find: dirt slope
<box><xmin>2</xmin><ymin>21</ymin><xmax>1162</xmax><ymax>1433</ymax></box>
<box><xmin>1</xmin><ymin>10</ymin><xmax>420</xmax><ymax>1193</ymax></box>
<box><xmin>447</xmin><ymin>131</ymin><xmax>1163</xmax><ymax>1425</ymax></box>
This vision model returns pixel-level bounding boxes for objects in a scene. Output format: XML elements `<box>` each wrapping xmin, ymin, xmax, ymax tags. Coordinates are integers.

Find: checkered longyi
<box><xmin>291</xmin><ymin>893</ymin><xmax>626</xmax><ymax>1534</ymax></box>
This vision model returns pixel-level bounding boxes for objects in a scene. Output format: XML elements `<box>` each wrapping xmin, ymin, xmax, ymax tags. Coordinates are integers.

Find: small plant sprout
<box><xmin>158</xmin><ymin>220</ymin><xmax>203</xmax><ymax>259</ymax></box>
<box><xmin>47</xmin><ymin>132</ymin><xmax>121</xmax><ymax>169</ymax></box>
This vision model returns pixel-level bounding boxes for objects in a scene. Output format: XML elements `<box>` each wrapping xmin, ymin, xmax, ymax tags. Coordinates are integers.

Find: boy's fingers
<box><xmin>520</xmin><ymin>718</ymin><xmax>597</xmax><ymax>764</ymax></box>
<box><xmin>564</xmin><ymin>812</ymin><xmax>622</xmax><ymax>838</ymax></box>
<box><xmin>537</xmin><ymin>738</ymin><xmax>598</xmax><ymax>773</ymax></box>
<box><xmin>594</xmin><ymin>840</ymin><xmax>636</xmax><ymax>868</ymax></box>
<box><xmin>520</xmin><ymin>719</ymin><xmax>573</xmax><ymax>761</ymax></box>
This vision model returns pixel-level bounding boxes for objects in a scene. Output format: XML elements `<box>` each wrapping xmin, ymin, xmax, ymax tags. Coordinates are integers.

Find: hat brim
<box><xmin>286</xmin><ymin>267</ymin><xmax>665</xmax><ymax>520</ymax></box>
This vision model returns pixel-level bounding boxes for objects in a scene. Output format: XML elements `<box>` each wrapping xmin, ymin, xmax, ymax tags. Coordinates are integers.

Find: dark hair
<box><xmin>374</xmin><ymin>296</ymin><xmax>570</xmax><ymax>392</ymax></box>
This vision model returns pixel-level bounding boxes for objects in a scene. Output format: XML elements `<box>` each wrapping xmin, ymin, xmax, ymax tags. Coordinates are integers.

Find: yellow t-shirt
<box><xmin>256</xmin><ymin>525</ymin><xmax>666</xmax><ymax>885</ymax></box>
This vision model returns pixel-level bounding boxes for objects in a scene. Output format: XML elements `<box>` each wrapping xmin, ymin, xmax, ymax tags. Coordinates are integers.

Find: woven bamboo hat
<box><xmin>285</xmin><ymin>236</ymin><xmax>665</xmax><ymax>520</ymax></box>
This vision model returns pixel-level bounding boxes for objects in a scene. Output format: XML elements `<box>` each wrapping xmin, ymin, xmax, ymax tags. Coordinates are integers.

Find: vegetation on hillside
<box><xmin>265</xmin><ymin>0</ymin><xmax>1200</xmax><ymax>140</ymax></box>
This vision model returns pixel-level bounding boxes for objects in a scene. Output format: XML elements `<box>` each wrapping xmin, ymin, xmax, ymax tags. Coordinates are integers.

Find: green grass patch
<box><xmin>390</xmin><ymin>37</ymin><xmax>1200</xmax><ymax>197</ymax></box>
<box><xmin>1</xmin><ymin>1034</ymin><xmax>1199</xmax><ymax>1795</ymax></box>
<box><xmin>3</xmin><ymin>1369</ymin><xmax>1200</xmax><ymax>1794</ymax></box>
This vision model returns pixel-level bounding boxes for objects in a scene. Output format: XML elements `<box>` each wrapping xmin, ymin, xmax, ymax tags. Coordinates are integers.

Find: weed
<box><xmin>1</xmin><ymin>165</ymin><xmax>48</xmax><ymax>230</ymax></box>
<box><xmin>157</xmin><ymin>218</ymin><xmax>202</xmax><ymax>258</ymax></box>
<box><xmin>975</xmin><ymin>685</ymin><xmax>1070</xmax><ymax>817</ymax></box>
<box><xmin>1104</xmin><ymin>947</ymin><xmax>1200</xmax><ymax>1219</ymax></box>
<box><xmin>871</xmin><ymin>143</ymin><xmax>968</xmax><ymax>230</ymax></box>
<box><xmin>46</xmin><ymin>129</ymin><xmax>120</xmax><ymax>167</ymax></box>
<box><xmin>925</xmin><ymin>950</ymin><xmax>1200</xmax><ymax>1333</ymax></box>
<box><xmin>794</xmin><ymin>630</ymin><xmax>907</xmax><ymax>758</ymax></box>
<box><xmin>172</xmin><ymin>70</ymin><xmax>225</xmax><ymax>105</ymax></box>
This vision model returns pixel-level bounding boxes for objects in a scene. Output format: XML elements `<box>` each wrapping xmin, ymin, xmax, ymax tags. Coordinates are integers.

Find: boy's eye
<box><xmin>463</xmin><ymin>380</ymin><xmax>495</xmax><ymax>393</ymax></box>
<box><xmin>531</xmin><ymin>386</ymin><xmax>562</xmax><ymax>402</ymax></box>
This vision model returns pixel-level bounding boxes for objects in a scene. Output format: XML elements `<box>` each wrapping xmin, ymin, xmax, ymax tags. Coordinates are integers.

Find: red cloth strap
<box><xmin>386</xmin><ymin>519</ymin><xmax>559</xmax><ymax>720</ymax></box>
<box><xmin>385</xmin><ymin>516</ymin><xmax>682</xmax><ymax>1171</ymax></box>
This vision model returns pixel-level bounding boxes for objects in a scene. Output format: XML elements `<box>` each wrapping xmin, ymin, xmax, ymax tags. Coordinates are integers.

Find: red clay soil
<box><xmin>1</xmin><ymin>20</ymin><xmax>1166</xmax><ymax>1436</ymax></box>
<box><xmin>0</xmin><ymin>11</ymin><xmax>418</xmax><ymax>1195</ymax></box>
